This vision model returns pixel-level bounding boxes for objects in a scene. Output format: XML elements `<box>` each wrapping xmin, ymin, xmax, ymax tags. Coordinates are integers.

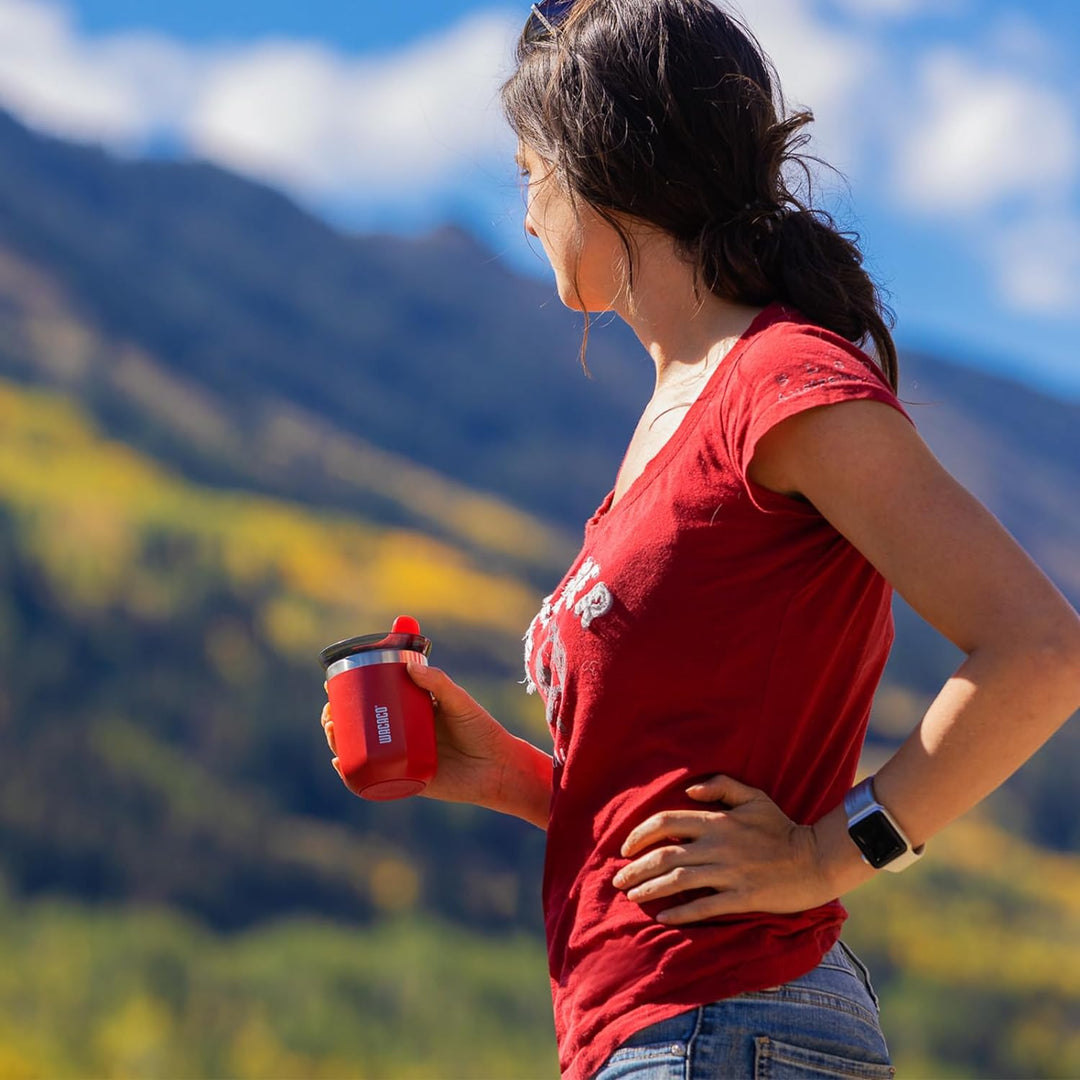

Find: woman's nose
<box><xmin>525</xmin><ymin>216</ymin><xmax>539</xmax><ymax>238</ymax></box>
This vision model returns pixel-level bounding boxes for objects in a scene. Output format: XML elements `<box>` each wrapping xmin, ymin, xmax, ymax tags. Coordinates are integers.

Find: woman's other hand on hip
<box><xmin>611</xmin><ymin>774</ymin><xmax>835</xmax><ymax>924</ymax></box>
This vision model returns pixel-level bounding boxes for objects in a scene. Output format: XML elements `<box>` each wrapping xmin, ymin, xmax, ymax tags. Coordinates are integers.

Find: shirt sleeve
<box><xmin>720</xmin><ymin>320</ymin><xmax>916</xmax><ymax>516</ymax></box>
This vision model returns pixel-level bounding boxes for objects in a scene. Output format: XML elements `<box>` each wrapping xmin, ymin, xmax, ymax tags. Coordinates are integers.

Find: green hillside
<box><xmin>0</xmin><ymin>238</ymin><xmax>578</xmax><ymax>589</ymax></box>
<box><xmin>0</xmin><ymin>374</ymin><xmax>550</xmax><ymax>933</ymax></box>
<box><xmin>843</xmin><ymin>807</ymin><xmax>1080</xmax><ymax>1078</ymax></box>
<box><xmin>0</xmin><ymin>808</ymin><xmax>1076</xmax><ymax>1079</ymax></box>
<box><xmin>0</xmin><ymin>377</ymin><xmax>542</xmax><ymax>658</ymax></box>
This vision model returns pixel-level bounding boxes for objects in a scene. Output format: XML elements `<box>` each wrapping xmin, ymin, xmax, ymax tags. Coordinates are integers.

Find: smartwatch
<box><xmin>844</xmin><ymin>776</ymin><xmax>925</xmax><ymax>872</ymax></box>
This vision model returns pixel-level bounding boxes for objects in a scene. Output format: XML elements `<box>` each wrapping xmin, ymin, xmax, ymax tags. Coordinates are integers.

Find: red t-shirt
<box><xmin>522</xmin><ymin>303</ymin><xmax>915</xmax><ymax>1080</ymax></box>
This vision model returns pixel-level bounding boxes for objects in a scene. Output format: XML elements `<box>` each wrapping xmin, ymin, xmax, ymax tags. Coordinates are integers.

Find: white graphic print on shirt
<box><xmin>573</xmin><ymin>582</ymin><xmax>612</xmax><ymax>629</ymax></box>
<box><xmin>521</xmin><ymin>555</ymin><xmax>613</xmax><ymax>766</ymax></box>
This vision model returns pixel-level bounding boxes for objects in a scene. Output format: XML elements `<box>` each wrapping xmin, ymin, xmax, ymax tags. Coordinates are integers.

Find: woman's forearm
<box><xmin>481</xmin><ymin>734</ymin><xmax>553</xmax><ymax>831</ymax></box>
<box><xmin>815</xmin><ymin>637</ymin><xmax>1080</xmax><ymax>897</ymax></box>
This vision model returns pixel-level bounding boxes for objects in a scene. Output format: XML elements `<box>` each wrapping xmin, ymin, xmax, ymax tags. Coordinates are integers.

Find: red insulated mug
<box><xmin>319</xmin><ymin>615</ymin><xmax>437</xmax><ymax>800</ymax></box>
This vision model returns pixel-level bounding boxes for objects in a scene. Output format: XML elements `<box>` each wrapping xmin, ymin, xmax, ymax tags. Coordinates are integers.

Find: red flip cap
<box><xmin>391</xmin><ymin>615</ymin><xmax>422</xmax><ymax>635</ymax></box>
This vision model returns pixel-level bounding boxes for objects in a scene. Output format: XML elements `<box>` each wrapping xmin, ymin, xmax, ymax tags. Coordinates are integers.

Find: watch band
<box><xmin>844</xmin><ymin>776</ymin><xmax>926</xmax><ymax>872</ymax></box>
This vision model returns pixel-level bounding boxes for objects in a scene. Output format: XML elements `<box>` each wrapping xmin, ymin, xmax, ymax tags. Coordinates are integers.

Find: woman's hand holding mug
<box><xmin>321</xmin><ymin>663</ymin><xmax>515</xmax><ymax>809</ymax></box>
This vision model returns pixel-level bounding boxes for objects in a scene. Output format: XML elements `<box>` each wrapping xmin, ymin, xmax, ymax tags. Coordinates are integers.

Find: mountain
<box><xmin>0</xmin><ymin>107</ymin><xmax>645</xmax><ymax>558</ymax></box>
<box><xmin>0</xmin><ymin>105</ymin><xmax>1075</xmax><ymax>596</ymax></box>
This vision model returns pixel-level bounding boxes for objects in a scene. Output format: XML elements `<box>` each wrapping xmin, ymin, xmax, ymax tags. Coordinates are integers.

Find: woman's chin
<box><xmin>554</xmin><ymin>283</ymin><xmax>586</xmax><ymax>312</ymax></box>
<box><xmin>554</xmin><ymin>280</ymin><xmax>612</xmax><ymax>314</ymax></box>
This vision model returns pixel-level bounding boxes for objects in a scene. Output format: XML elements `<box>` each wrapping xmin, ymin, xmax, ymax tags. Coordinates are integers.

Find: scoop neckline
<box><xmin>586</xmin><ymin>302</ymin><xmax>785</xmax><ymax>532</ymax></box>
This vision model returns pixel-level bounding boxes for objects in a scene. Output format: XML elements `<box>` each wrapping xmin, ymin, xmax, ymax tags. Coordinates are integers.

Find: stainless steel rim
<box><xmin>326</xmin><ymin>650</ymin><xmax>429</xmax><ymax>680</ymax></box>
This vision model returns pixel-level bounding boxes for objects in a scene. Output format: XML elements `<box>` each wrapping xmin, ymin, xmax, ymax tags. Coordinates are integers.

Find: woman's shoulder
<box><xmin>706</xmin><ymin>303</ymin><xmax>913</xmax><ymax>504</ymax></box>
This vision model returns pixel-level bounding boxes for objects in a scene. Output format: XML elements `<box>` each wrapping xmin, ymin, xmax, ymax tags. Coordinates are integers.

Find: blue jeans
<box><xmin>591</xmin><ymin>939</ymin><xmax>894</xmax><ymax>1079</ymax></box>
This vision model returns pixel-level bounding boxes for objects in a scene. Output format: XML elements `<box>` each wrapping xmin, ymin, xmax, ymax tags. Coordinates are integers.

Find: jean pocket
<box><xmin>834</xmin><ymin>940</ymin><xmax>882</xmax><ymax>1013</ymax></box>
<box><xmin>754</xmin><ymin>1035</ymin><xmax>896</xmax><ymax>1079</ymax></box>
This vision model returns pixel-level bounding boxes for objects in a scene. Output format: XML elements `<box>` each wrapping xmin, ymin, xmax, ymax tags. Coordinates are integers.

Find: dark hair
<box><xmin>500</xmin><ymin>0</ymin><xmax>899</xmax><ymax>391</ymax></box>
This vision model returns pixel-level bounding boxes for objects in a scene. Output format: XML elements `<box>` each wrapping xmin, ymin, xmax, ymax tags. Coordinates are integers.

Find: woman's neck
<box><xmin>611</xmin><ymin>230</ymin><xmax>767</xmax><ymax>395</ymax></box>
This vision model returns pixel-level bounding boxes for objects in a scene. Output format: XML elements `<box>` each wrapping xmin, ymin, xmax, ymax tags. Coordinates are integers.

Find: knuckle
<box><xmin>653</xmin><ymin>846</ymin><xmax>679</xmax><ymax>872</ymax></box>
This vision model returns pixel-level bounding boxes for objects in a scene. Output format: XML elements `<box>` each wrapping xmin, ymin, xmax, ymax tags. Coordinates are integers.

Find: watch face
<box><xmin>850</xmin><ymin>810</ymin><xmax>907</xmax><ymax>869</ymax></box>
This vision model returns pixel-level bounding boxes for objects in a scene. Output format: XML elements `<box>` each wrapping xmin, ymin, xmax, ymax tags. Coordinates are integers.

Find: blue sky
<box><xmin>0</xmin><ymin>0</ymin><xmax>1077</xmax><ymax>399</ymax></box>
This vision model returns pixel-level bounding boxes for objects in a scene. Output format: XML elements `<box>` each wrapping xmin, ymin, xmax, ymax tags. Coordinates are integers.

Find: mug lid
<box><xmin>319</xmin><ymin>630</ymin><xmax>431</xmax><ymax>670</ymax></box>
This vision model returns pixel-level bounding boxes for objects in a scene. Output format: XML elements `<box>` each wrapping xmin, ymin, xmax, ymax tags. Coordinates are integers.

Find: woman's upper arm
<box><xmin>748</xmin><ymin>398</ymin><xmax>1080</xmax><ymax>656</ymax></box>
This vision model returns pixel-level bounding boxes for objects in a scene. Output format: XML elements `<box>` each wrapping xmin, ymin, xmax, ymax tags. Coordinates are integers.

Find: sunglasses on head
<box><xmin>525</xmin><ymin>0</ymin><xmax>575</xmax><ymax>42</ymax></box>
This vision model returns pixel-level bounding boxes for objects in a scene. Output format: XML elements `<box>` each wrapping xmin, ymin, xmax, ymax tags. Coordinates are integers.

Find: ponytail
<box><xmin>688</xmin><ymin>105</ymin><xmax>898</xmax><ymax>393</ymax></box>
<box><xmin>770</xmin><ymin>210</ymin><xmax>897</xmax><ymax>392</ymax></box>
<box><xmin>694</xmin><ymin>199</ymin><xmax>898</xmax><ymax>392</ymax></box>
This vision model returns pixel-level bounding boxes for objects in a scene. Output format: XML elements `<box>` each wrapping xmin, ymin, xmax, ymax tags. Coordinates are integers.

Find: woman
<box><xmin>322</xmin><ymin>1</ymin><xmax>1080</xmax><ymax>1077</ymax></box>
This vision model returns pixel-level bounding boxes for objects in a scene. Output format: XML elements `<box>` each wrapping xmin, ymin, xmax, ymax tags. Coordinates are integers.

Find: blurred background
<box><xmin>0</xmin><ymin>0</ymin><xmax>1076</xmax><ymax>1076</ymax></box>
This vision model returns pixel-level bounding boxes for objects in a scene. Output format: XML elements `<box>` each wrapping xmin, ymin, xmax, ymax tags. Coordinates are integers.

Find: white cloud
<box><xmin>991</xmin><ymin>212</ymin><xmax>1080</xmax><ymax>315</ymax></box>
<box><xmin>0</xmin><ymin>0</ymin><xmax>196</xmax><ymax>143</ymax></box>
<box><xmin>0</xmin><ymin>0</ymin><xmax>518</xmax><ymax>197</ymax></box>
<box><xmin>187</xmin><ymin>13</ymin><xmax>518</xmax><ymax>197</ymax></box>
<box><xmin>892</xmin><ymin>50</ymin><xmax>1078</xmax><ymax>214</ymax></box>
